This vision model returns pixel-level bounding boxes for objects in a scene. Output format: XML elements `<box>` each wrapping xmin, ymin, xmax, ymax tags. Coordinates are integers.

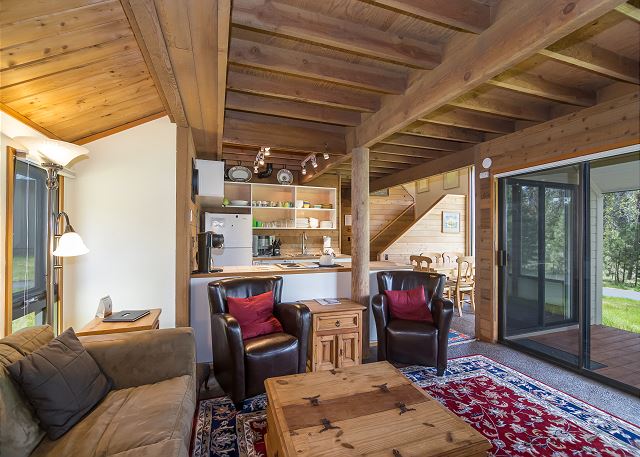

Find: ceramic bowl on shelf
<box><xmin>230</xmin><ymin>200</ymin><xmax>249</xmax><ymax>206</ymax></box>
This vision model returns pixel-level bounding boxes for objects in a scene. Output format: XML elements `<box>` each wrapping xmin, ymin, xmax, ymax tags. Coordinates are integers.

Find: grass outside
<box><xmin>603</xmin><ymin>279</ymin><xmax>640</xmax><ymax>293</ymax></box>
<box><xmin>602</xmin><ymin>296</ymin><xmax>640</xmax><ymax>333</ymax></box>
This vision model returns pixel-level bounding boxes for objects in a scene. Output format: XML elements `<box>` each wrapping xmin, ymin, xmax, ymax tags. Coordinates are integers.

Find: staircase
<box><xmin>370</xmin><ymin>203</ymin><xmax>415</xmax><ymax>260</ymax></box>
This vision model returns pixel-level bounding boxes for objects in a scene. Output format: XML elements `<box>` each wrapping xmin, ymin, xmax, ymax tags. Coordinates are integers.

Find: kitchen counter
<box><xmin>252</xmin><ymin>254</ymin><xmax>352</xmax><ymax>261</ymax></box>
<box><xmin>191</xmin><ymin>261</ymin><xmax>409</xmax><ymax>278</ymax></box>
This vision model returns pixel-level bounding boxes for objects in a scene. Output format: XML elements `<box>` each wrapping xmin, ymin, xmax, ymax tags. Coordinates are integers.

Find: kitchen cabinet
<box><xmin>195</xmin><ymin>160</ymin><xmax>224</xmax><ymax>206</ymax></box>
<box><xmin>300</xmin><ymin>299</ymin><xmax>365</xmax><ymax>372</ymax></box>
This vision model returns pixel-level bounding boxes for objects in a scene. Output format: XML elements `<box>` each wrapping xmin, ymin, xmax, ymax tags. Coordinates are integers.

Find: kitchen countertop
<box><xmin>191</xmin><ymin>261</ymin><xmax>411</xmax><ymax>278</ymax></box>
<box><xmin>252</xmin><ymin>254</ymin><xmax>351</xmax><ymax>261</ymax></box>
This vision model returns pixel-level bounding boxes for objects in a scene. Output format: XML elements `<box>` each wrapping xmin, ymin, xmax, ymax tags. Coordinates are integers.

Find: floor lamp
<box><xmin>14</xmin><ymin>137</ymin><xmax>89</xmax><ymax>328</ymax></box>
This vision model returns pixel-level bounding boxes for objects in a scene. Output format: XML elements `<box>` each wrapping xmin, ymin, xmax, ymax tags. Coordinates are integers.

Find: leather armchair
<box><xmin>372</xmin><ymin>271</ymin><xmax>454</xmax><ymax>376</ymax></box>
<box><xmin>207</xmin><ymin>276</ymin><xmax>311</xmax><ymax>403</ymax></box>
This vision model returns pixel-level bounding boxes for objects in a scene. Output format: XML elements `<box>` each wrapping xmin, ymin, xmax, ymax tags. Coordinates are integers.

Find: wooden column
<box><xmin>351</xmin><ymin>146</ymin><xmax>370</xmax><ymax>356</ymax></box>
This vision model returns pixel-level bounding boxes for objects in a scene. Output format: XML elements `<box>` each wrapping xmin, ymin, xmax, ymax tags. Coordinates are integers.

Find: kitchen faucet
<box><xmin>301</xmin><ymin>231</ymin><xmax>308</xmax><ymax>255</ymax></box>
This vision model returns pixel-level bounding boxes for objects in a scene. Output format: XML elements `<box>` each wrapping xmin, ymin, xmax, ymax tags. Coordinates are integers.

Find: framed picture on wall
<box><xmin>416</xmin><ymin>178</ymin><xmax>429</xmax><ymax>193</ymax></box>
<box><xmin>370</xmin><ymin>189</ymin><xmax>389</xmax><ymax>196</ymax></box>
<box><xmin>442</xmin><ymin>211</ymin><xmax>460</xmax><ymax>233</ymax></box>
<box><xmin>443</xmin><ymin>171</ymin><xmax>459</xmax><ymax>189</ymax></box>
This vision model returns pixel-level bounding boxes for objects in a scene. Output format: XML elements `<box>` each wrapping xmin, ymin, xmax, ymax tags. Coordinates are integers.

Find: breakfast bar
<box><xmin>190</xmin><ymin>261</ymin><xmax>411</xmax><ymax>362</ymax></box>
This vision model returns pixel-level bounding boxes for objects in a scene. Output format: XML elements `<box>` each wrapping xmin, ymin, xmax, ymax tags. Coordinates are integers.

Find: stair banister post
<box><xmin>351</xmin><ymin>146</ymin><xmax>370</xmax><ymax>355</ymax></box>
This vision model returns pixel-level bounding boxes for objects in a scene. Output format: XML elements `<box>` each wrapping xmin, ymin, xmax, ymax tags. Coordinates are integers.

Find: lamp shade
<box><xmin>53</xmin><ymin>232</ymin><xmax>89</xmax><ymax>257</ymax></box>
<box><xmin>14</xmin><ymin>136</ymin><xmax>88</xmax><ymax>167</ymax></box>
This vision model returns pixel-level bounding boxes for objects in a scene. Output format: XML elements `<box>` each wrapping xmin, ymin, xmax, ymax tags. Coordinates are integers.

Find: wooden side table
<box><xmin>299</xmin><ymin>299</ymin><xmax>365</xmax><ymax>372</ymax></box>
<box><xmin>75</xmin><ymin>309</ymin><xmax>161</xmax><ymax>336</ymax></box>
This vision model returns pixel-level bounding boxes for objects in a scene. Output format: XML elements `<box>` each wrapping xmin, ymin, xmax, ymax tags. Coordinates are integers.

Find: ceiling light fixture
<box><xmin>301</xmin><ymin>167</ymin><xmax>307</xmax><ymax>175</ymax></box>
<box><xmin>254</xmin><ymin>146</ymin><xmax>271</xmax><ymax>171</ymax></box>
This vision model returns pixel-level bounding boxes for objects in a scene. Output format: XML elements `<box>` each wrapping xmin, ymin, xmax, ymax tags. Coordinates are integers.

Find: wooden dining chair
<box><xmin>450</xmin><ymin>256</ymin><xmax>475</xmax><ymax>317</ymax></box>
<box><xmin>420</xmin><ymin>252</ymin><xmax>444</xmax><ymax>264</ymax></box>
<box><xmin>442</xmin><ymin>252</ymin><xmax>460</xmax><ymax>264</ymax></box>
<box><xmin>410</xmin><ymin>255</ymin><xmax>436</xmax><ymax>272</ymax></box>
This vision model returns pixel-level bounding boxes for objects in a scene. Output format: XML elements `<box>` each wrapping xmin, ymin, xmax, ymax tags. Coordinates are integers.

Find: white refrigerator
<box><xmin>203</xmin><ymin>213</ymin><xmax>253</xmax><ymax>266</ymax></box>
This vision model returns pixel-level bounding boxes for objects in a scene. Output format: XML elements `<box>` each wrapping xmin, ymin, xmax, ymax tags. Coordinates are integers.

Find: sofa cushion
<box><xmin>7</xmin><ymin>327</ymin><xmax>111</xmax><ymax>440</ymax></box>
<box><xmin>0</xmin><ymin>325</ymin><xmax>53</xmax><ymax>457</ymax></box>
<box><xmin>31</xmin><ymin>374</ymin><xmax>195</xmax><ymax>457</ymax></box>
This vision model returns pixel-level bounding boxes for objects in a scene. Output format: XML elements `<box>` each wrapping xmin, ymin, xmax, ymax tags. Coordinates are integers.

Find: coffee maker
<box><xmin>197</xmin><ymin>231</ymin><xmax>224</xmax><ymax>273</ymax></box>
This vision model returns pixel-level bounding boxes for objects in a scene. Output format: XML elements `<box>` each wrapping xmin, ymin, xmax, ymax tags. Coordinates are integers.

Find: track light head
<box><xmin>301</xmin><ymin>167</ymin><xmax>307</xmax><ymax>175</ymax></box>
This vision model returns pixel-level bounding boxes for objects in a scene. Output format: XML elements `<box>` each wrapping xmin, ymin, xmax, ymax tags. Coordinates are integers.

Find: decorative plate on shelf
<box><xmin>228</xmin><ymin>166</ymin><xmax>252</xmax><ymax>182</ymax></box>
<box><xmin>277</xmin><ymin>168</ymin><xmax>293</xmax><ymax>185</ymax></box>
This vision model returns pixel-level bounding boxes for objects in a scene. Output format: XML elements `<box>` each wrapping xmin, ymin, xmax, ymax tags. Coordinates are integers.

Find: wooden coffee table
<box><xmin>264</xmin><ymin>361</ymin><xmax>491</xmax><ymax>456</ymax></box>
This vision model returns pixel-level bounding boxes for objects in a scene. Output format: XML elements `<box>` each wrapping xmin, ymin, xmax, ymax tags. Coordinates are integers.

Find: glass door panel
<box><xmin>501</xmin><ymin>165</ymin><xmax>580</xmax><ymax>366</ymax></box>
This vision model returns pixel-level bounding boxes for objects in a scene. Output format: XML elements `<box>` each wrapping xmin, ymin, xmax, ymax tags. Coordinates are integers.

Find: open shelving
<box><xmin>211</xmin><ymin>182</ymin><xmax>337</xmax><ymax>230</ymax></box>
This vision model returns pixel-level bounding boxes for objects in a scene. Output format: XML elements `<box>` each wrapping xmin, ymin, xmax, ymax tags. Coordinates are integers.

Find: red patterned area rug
<box><xmin>191</xmin><ymin>355</ymin><xmax>640</xmax><ymax>457</ymax></box>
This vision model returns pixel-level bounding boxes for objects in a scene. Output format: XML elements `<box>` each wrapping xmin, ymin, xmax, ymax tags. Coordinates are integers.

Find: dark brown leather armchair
<box><xmin>207</xmin><ymin>276</ymin><xmax>311</xmax><ymax>403</ymax></box>
<box><xmin>372</xmin><ymin>271</ymin><xmax>454</xmax><ymax>376</ymax></box>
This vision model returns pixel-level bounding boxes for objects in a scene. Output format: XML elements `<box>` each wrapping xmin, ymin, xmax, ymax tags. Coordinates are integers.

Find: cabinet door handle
<box><xmin>335</xmin><ymin>320</ymin><xmax>341</xmax><ymax>327</ymax></box>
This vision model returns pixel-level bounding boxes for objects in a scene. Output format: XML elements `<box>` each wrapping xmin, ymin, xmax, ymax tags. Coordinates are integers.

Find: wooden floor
<box><xmin>527</xmin><ymin>325</ymin><xmax>640</xmax><ymax>388</ymax></box>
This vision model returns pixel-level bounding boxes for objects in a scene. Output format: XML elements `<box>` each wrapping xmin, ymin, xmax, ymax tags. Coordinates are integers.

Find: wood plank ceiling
<box><xmin>0</xmin><ymin>0</ymin><xmax>166</xmax><ymax>143</ymax></box>
<box><xmin>1</xmin><ymin>0</ymin><xmax>639</xmax><ymax>184</ymax></box>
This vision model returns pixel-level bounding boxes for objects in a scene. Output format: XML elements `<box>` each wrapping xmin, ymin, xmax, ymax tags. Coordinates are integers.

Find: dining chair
<box><xmin>420</xmin><ymin>252</ymin><xmax>444</xmax><ymax>264</ymax></box>
<box><xmin>410</xmin><ymin>255</ymin><xmax>436</xmax><ymax>271</ymax></box>
<box><xmin>441</xmin><ymin>252</ymin><xmax>460</xmax><ymax>264</ymax></box>
<box><xmin>450</xmin><ymin>256</ymin><xmax>475</xmax><ymax>316</ymax></box>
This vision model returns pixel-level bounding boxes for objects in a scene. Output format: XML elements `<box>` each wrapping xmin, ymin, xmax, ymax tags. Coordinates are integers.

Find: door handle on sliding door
<box><xmin>497</xmin><ymin>250</ymin><xmax>508</xmax><ymax>267</ymax></box>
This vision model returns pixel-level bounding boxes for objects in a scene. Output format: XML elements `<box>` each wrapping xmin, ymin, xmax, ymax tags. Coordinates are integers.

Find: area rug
<box><xmin>448</xmin><ymin>329</ymin><xmax>474</xmax><ymax>346</ymax></box>
<box><xmin>191</xmin><ymin>355</ymin><xmax>640</xmax><ymax>457</ymax></box>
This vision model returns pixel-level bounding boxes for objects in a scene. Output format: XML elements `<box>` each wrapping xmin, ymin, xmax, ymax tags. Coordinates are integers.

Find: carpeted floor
<box><xmin>193</xmin><ymin>356</ymin><xmax>640</xmax><ymax>457</ymax></box>
<box><xmin>200</xmin><ymin>300</ymin><xmax>640</xmax><ymax>427</ymax></box>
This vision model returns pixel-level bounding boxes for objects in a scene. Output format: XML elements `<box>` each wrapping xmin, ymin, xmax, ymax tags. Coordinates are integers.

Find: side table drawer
<box><xmin>316</xmin><ymin>313</ymin><xmax>359</xmax><ymax>332</ymax></box>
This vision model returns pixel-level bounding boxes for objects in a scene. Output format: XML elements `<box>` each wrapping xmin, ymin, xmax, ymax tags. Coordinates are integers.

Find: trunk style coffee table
<box><xmin>264</xmin><ymin>361</ymin><xmax>491</xmax><ymax>456</ymax></box>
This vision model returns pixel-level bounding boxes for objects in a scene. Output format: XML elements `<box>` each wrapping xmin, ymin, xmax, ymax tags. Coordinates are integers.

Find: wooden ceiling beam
<box><xmin>229</xmin><ymin>38</ymin><xmax>406</xmax><ymax>94</ymax></box>
<box><xmin>401</xmin><ymin>122</ymin><xmax>485</xmax><ymax>143</ymax></box>
<box><xmin>369</xmin><ymin>153</ymin><xmax>429</xmax><ymax>165</ymax></box>
<box><xmin>225</xmin><ymin>91</ymin><xmax>361</xmax><ymax>126</ymax></box>
<box><xmin>449</xmin><ymin>91</ymin><xmax>550</xmax><ymax>122</ymax></box>
<box><xmin>121</xmin><ymin>0</ymin><xmax>187</xmax><ymax>126</ymax></box>
<box><xmin>366</xmin><ymin>0</ymin><xmax>491</xmax><ymax>33</ymax></box>
<box><xmin>487</xmin><ymin>69</ymin><xmax>596</xmax><ymax>106</ymax></box>
<box><xmin>540</xmin><ymin>41</ymin><xmax>640</xmax><ymax>84</ymax></box>
<box><xmin>380</xmin><ymin>133</ymin><xmax>465</xmax><ymax>151</ymax></box>
<box><xmin>227</xmin><ymin>67</ymin><xmax>379</xmax><ymax>112</ymax></box>
<box><xmin>422</xmin><ymin>109</ymin><xmax>515</xmax><ymax>134</ymax></box>
<box><xmin>614</xmin><ymin>2</ymin><xmax>640</xmax><ymax>21</ymax></box>
<box><xmin>371</xmin><ymin>144</ymin><xmax>450</xmax><ymax>159</ymax></box>
<box><xmin>369</xmin><ymin>149</ymin><xmax>475</xmax><ymax>192</ymax></box>
<box><xmin>347</xmin><ymin>0</ymin><xmax>623</xmax><ymax>150</ymax></box>
<box><xmin>223</xmin><ymin>111</ymin><xmax>346</xmax><ymax>154</ymax></box>
<box><xmin>231</xmin><ymin>0</ymin><xmax>441</xmax><ymax>68</ymax></box>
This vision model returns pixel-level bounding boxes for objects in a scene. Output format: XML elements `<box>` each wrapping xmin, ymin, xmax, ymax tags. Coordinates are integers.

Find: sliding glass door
<box><xmin>501</xmin><ymin>166</ymin><xmax>580</xmax><ymax>366</ymax></box>
<box><xmin>499</xmin><ymin>151</ymin><xmax>640</xmax><ymax>395</ymax></box>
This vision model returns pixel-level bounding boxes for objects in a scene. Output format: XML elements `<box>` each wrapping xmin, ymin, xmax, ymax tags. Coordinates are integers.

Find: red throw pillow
<box><xmin>227</xmin><ymin>290</ymin><xmax>283</xmax><ymax>340</ymax></box>
<box><xmin>384</xmin><ymin>286</ymin><xmax>433</xmax><ymax>322</ymax></box>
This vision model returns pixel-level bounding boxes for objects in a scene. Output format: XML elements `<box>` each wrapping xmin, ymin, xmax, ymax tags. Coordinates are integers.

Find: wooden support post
<box><xmin>351</xmin><ymin>146</ymin><xmax>370</xmax><ymax>357</ymax></box>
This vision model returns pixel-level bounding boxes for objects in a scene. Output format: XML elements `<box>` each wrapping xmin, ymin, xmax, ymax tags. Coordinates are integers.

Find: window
<box><xmin>11</xmin><ymin>159</ymin><xmax>49</xmax><ymax>332</ymax></box>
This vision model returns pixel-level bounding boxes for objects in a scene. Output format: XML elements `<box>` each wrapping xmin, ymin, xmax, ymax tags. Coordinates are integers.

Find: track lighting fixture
<box><xmin>254</xmin><ymin>146</ymin><xmax>271</xmax><ymax>171</ymax></box>
<box><xmin>301</xmin><ymin>167</ymin><xmax>307</xmax><ymax>175</ymax></box>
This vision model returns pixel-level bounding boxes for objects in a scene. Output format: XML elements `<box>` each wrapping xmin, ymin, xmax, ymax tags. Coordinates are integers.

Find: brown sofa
<box><xmin>0</xmin><ymin>325</ymin><xmax>196</xmax><ymax>457</ymax></box>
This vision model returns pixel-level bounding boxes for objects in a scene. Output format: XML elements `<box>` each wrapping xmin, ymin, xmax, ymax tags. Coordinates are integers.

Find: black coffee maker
<box><xmin>197</xmin><ymin>231</ymin><xmax>224</xmax><ymax>273</ymax></box>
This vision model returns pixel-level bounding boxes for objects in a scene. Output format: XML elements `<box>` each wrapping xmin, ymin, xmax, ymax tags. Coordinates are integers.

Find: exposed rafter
<box><xmin>227</xmin><ymin>67</ymin><xmax>380</xmax><ymax>112</ymax></box>
<box><xmin>366</xmin><ymin>0</ymin><xmax>492</xmax><ymax>34</ymax></box>
<box><xmin>422</xmin><ymin>108</ymin><xmax>516</xmax><ymax>134</ymax></box>
<box><xmin>347</xmin><ymin>0</ymin><xmax>625</xmax><ymax>150</ymax></box>
<box><xmin>401</xmin><ymin>122</ymin><xmax>485</xmax><ymax>143</ymax></box>
<box><xmin>231</xmin><ymin>0</ymin><xmax>442</xmax><ymax>68</ymax></box>
<box><xmin>228</xmin><ymin>38</ymin><xmax>407</xmax><ymax>94</ymax></box>
<box><xmin>380</xmin><ymin>133</ymin><xmax>465</xmax><ymax>151</ymax></box>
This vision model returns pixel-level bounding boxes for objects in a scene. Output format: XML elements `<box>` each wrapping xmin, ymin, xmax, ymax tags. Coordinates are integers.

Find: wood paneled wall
<box><xmin>341</xmin><ymin>185</ymin><xmax>414</xmax><ymax>254</ymax></box>
<box><xmin>474</xmin><ymin>91</ymin><xmax>640</xmax><ymax>343</ymax></box>
<box><xmin>382</xmin><ymin>194</ymin><xmax>466</xmax><ymax>264</ymax></box>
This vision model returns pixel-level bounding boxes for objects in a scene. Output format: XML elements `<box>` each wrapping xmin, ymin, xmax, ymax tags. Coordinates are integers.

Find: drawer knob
<box><xmin>335</xmin><ymin>320</ymin><xmax>341</xmax><ymax>327</ymax></box>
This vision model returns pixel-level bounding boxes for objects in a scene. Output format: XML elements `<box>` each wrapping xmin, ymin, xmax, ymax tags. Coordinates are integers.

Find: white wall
<box><xmin>0</xmin><ymin>113</ymin><xmax>50</xmax><ymax>337</ymax></box>
<box><xmin>63</xmin><ymin>116</ymin><xmax>177</xmax><ymax>329</ymax></box>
